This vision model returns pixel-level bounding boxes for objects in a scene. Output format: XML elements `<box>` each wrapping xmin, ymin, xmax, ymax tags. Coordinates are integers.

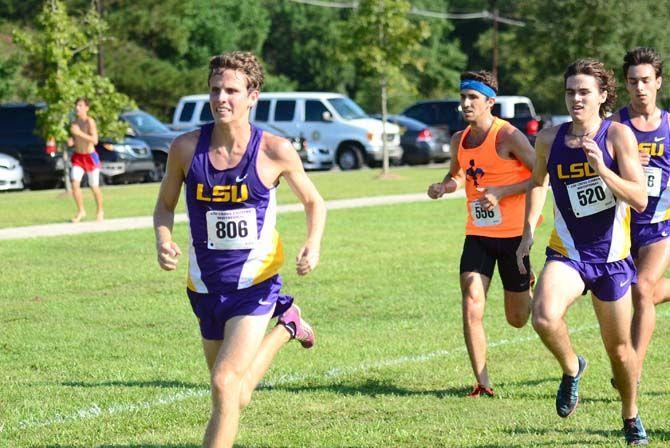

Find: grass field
<box><xmin>1</xmin><ymin>167</ymin><xmax>669</xmax><ymax>447</ymax></box>
<box><xmin>0</xmin><ymin>166</ymin><xmax>447</xmax><ymax>229</ymax></box>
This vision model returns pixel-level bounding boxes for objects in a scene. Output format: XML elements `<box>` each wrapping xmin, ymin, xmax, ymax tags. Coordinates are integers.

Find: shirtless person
<box><xmin>69</xmin><ymin>97</ymin><xmax>103</xmax><ymax>222</ymax></box>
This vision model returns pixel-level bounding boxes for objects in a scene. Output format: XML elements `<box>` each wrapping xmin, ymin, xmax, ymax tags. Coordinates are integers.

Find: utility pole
<box><xmin>94</xmin><ymin>0</ymin><xmax>104</xmax><ymax>76</ymax></box>
<box><xmin>491</xmin><ymin>0</ymin><xmax>498</xmax><ymax>79</ymax></box>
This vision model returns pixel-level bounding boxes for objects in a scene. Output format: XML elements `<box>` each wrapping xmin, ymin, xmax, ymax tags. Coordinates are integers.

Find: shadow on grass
<box><xmin>268</xmin><ymin>377</ymin><xmax>557</xmax><ymax>399</ymax></box>
<box><xmin>61</xmin><ymin>380</ymin><xmax>206</xmax><ymax>389</ymax></box>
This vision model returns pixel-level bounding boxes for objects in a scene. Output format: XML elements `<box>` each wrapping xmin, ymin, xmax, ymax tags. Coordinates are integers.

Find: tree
<box><xmin>13</xmin><ymin>0</ymin><xmax>133</xmax><ymax>144</ymax></box>
<box><xmin>478</xmin><ymin>0</ymin><xmax>670</xmax><ymax>113</ymax></box>
<box><xmin>13</xmin><ymin>0</ymin><xmax>134</xmax><ymax>190</ymax></box>
<box><xmin>344</xmin><ymin>0</ymin><xmax>429</xmax><ymax>176</ymax></box>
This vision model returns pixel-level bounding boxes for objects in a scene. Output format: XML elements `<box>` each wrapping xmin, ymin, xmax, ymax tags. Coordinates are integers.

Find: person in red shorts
<box><xmin>69</xmin><ymin>97</ymin><xmax>103</xmax><ymax>222</ymax></box>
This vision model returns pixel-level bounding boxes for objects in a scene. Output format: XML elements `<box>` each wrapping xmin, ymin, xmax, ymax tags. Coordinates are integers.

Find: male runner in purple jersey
<box><xmin>611</xmin><ymin>48</ymin><xmax>670</xmax><ymax>385</ymax></box>
<box><xmin>153</xmin><ymin>52</ymin><xmax>326</xmax><ymax>448</ymax></box>
<box><xmin>516</xmin><ymin>59</ymin><xmax>649</xmax><ymax>445</ymax></box>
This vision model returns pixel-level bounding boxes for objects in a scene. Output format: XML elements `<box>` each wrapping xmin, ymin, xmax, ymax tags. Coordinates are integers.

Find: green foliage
<box><xmin>264</xmin><ymin>0</ymin><xmax>353</xmax><ymax>93</ymax></box>
<box><xmin>12</xmin><ymin>0</ymin><xmax>133</xmax><ymax>143</ymax></box>
<box><xmin>479</xmin><ymin>0</ymin><xmax>670</xmax><ymax>113</ymax></box>
<box><xmin>342</xmin><ymin>0</ymin><xmax>431</xmax><ymax>112</ymax></box>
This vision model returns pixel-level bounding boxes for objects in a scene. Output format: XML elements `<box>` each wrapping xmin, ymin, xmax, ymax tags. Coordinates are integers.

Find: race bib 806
<box><xmin>206</xmin><ymin>208</ymin><xmax>258</xmax><ymax>250</ymax></box>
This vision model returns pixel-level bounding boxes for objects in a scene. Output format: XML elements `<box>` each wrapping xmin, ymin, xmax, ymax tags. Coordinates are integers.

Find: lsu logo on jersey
<box><xmin>556</xmin><ymin>162</ymin><xmax>597</xmax><ymax>179</ymax></box>
<box><xmin>639</xmin><ymin>141</ymin><xmax>665</xmax><ymax>157</ymax></box>
<box><xmin>196</xmin><ymin>183</ymin><xmax>248</xmax><ymax>202</ymax></box>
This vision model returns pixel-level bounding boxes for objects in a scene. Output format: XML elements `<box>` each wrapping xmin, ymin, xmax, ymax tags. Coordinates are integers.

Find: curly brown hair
<box><xmin>460</xmin><ymin>70</ymin><xmax>498</xmax><ymax>94</ymax></box>
<box><xmin>208</xmin><ymin>51</ymin><xmax>265</xmax><ymax>91</ymax></box>
<box><xmin>564</xmin><ymin>59</ymin><xmax>617</xmax><ymax>118</ymax></box>
<box><xmin>623</xmin><ymin>47</ymin><xmax>663</xmax><ymax>79</ymax></box>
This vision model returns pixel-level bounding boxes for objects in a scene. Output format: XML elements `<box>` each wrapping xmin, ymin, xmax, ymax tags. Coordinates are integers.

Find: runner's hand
<box><xmin>476</xmin><ymin>186</ymin><xmax>502</xmax><ymax>211</ymax></box>
<box><xmin>516</xmin><ymin>235</ymin><xmax>532</xmax><ymax>275</ymax></box>
<box><xmin>296</xmin><ymin>245</ymin><xmax>319</xmax><ymax>276</ymax></box>
<box><xmin>639</xmin><ymin>151</ymin><xmax>651</xmax><ymax>166</ymax></box>
<box><xmin>427</xmin><ymin>182</ymin><xmax>446</xmax><ymax>199</ymax></box>
<box><xmin>157</xmin><ymin>240</ymin><xmax>181</xmax><ymax>271</ymax></box>
<box><xmin>582</xmin><ymin>137</ymin><xmax>605</xmax><ymax>174</ymax></box>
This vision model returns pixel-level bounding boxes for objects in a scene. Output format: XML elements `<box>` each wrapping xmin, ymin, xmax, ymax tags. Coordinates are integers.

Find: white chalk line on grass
<box><xmin>14</xmin><ymin>317</ymin><xmax>609</xmax><ymax>432</ymax></box>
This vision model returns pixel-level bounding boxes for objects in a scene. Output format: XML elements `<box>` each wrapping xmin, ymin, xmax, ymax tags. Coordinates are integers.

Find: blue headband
<box><xmin>460</xmin><ymin>80</ymin><xmax>497</xmax><ymax>98</ymax></box>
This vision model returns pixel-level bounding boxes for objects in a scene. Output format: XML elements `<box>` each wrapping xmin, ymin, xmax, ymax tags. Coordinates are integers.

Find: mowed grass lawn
<box><xmin>0</xmin><ymin>166</ymin><xmax>449</xmax><ymax>229</ymax></box>
<box><xmin>1</xmin><ymin>169</ymin><xmax>670</xmax><ymax>447</ymax></box>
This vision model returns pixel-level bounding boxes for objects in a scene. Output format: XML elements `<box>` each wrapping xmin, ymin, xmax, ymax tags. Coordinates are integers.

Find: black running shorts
<box><xmin>459</xmin><ymin>235</ymin><xmax>531</xmax><ymax>292</ymax></box>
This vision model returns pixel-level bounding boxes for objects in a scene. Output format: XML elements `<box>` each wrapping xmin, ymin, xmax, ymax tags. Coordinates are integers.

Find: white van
<box><xmin>172</xmin><ymin>92</ymin><xmax>403</xmax><ymax>170</ymax></box>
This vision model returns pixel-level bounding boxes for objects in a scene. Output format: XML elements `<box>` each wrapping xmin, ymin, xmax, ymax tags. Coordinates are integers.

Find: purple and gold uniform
<box><xmin>184</xmin><ymin>123</ymin><xmax>292</xmax><ymax>339</ymax></box>
<box><xmin>618</xmin><ymin>107</ymin><xmax>670</xmax><ymax>256</ymax></box>
<box><xmin>546</xmin><ymin>121</ymin><xmax>636</xmax><ymax>300</ymax></box>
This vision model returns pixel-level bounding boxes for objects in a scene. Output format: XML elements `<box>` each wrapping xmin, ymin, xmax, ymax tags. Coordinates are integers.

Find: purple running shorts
<box><xmin>187</xmin><ymin>274</ymin><xmax>293</xmax><ymax>340</ymax></box>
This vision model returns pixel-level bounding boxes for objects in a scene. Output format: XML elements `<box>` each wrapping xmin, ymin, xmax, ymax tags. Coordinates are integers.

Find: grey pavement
<box><xmin>0</xmin><ymin>190</ymin><xmax>464</xmax><ymax>241</ymax></box>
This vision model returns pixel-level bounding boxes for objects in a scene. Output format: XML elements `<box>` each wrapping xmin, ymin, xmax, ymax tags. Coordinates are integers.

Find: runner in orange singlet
<box><xmin>427</xmin><ymin>70</ymin><xmax>536</xmax><ymax>397</ymax></box>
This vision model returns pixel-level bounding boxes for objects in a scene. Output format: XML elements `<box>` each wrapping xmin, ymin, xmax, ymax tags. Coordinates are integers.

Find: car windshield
<box><xmin>326</xmin><ymin>97</ymin><xmax>368</xmax><ymax>120</ymax></box>
<box><xmin>124</xmin><ymin>112</ymin><xmax>170</xmax><ymax>133</ymax></box>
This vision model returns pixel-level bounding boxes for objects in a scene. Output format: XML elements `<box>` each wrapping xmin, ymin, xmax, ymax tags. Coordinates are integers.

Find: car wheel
<box><xmin>337</xmin><ymin>145</ymin><xmax>362</xmax><ymax>170</ymax></box>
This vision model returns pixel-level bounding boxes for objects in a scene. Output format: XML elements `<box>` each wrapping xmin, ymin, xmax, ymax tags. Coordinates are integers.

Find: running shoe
<box><xmin>556</xmin><ymin>355</ymin><xmax>587</xmax><ymax>418</ymax></box>
<box><xmin>467</xmin><ymin>383</ymin><xmax>494</xmax><ymax>398</ymax></box>
<box><xmin>623</xmin><ymin>414</ymin><xmax>649</xmax><ymax>446</ymax></box>
<box><xmin>277</xmin><ymin>304</ymin><xmax>315</xmax><ymax>348</ymax></box>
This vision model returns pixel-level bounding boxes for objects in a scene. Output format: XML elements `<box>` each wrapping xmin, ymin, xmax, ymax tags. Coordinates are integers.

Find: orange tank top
<box><xmin>457</xmin><ymin>118</ymin><xmax>531</xmax><ymax>237</ymax></box>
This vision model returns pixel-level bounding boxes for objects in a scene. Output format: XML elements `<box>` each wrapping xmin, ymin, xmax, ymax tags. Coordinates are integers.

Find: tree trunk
<box><xmin>381</xmin><ymin>76</ymin><xmax>389</xmax><ymax>176</ymax></box>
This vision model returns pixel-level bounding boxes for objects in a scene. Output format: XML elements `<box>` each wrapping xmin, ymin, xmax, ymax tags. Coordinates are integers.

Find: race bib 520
<box><xmin>566</xmin><ymin>177</ymin><xmax>615</xmax><ymax>218</ymax></box>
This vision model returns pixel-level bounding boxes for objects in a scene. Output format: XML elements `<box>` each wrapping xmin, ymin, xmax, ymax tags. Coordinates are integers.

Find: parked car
<box><xmin>0</xmin><ymin>152</ymin><xmax>24</xmax><ymax>191</ymax></box>
<box><xmin>94</xmin><ymin>137</ymin><xmax>155</xmax><ymax>185</ymax></box>
<box><xmin>121</xmin><ymin>109</ymin><xmax>181</xmax><ymax>181</ymax></box>
<box><xmin>171</xmin><ymin>92</ymin><xmax>403</xmax><ymax>170</ymax></box>
<box><xmin>254</xmin><ymin>122</ymin><xmax>333</xmax><ymax>170</ymax></box>
<box><xmin>0</xmin><ymin>103</ymin><xmax>65</xmax><ymax>189</ymax></box>
<box><xmin>402</xmin><ymin>95</ymin><xmax>542</xmax><ymax>143</ymax></box>
<box><xmin>372</xmin><ymin>114</ymin><xmax>450</xmax><ymax>165</ymax></box>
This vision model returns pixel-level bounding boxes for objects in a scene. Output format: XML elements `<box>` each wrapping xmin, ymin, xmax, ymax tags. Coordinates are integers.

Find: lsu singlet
<box><xmin>184</xmin><ymin>123</ymin><xmax>283</xmax><ymax>293</ymax></box>
<box><xmin>618</xmin><ymin>106</ymin><xmax>670</xmax><ymax>224</ymax></box>
<box><xmin>457</xmin><ymin>117</ymin><xmax>531</xmax><ymax>237</ymax></box>
<box><xmin>547</xmin><ymin>121</ymin><xmax>631</xmax><ymax>262</ymax></box>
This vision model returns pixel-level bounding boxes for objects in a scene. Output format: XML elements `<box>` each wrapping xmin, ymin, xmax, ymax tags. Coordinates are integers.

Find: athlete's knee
<box><xmin>506</xmin><ymin>309</ymin><xmax>530</xmax><ymax>328</ymax></box>
<box><xmin>634</xmin><ymin>277</ymin><xmax>656</xmax><ymax>303</ymax></box>
<box><xmin>462</xmin><ymin>295</ymin><xmax>485</xmax><ymax>323</ymax></box>
<box><xmin>210</xmin><ymin>369</ymin><xmax>243</xmax><ymax>404</ymax></box>
<box><xmin>605</xmin><ymin>341</ymin><xmax>633</xmax><ymax>366</ymax></box>
<box><xmin>531</xmin><ymin>308</ymin><xmax>558</xmax><ymax>333</ymax></box>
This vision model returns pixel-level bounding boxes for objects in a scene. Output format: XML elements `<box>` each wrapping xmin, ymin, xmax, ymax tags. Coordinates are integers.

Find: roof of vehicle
<box><xmin>177</xmin><ymin>92</ymin><xmax>349</xmax><ymax>102</ymax></box>
<box><xmin>407</xmin><ymin>95</ymin><xmax>531</xmax><ymax>105</ymax></box>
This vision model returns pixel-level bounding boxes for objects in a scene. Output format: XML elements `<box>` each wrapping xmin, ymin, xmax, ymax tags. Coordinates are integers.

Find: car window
<box><xmin>199</xmin><ymin>104</ymin><xmax>213</xmax><ymax>122</ymax></box>
<box><xmin>305</xmin><ymin>100</ymin><xmax>329</xmax><ymax>122</ymax></box>
<box><xmin>124</xmin><ymin>112</ymin><xmax>170</xmax><ymax>133</ymax></box>
<box><xmin>179</xmin><ymin>102</ymin><xmax>195</xmax><ymax>122</ymax></box>
<box><xmin>437</xmin><ymin>102</ymin><xmax>460</xmax><ymax>126</ymax></box>
<box><xmin>404</xmin><ymin>104</ymin><xmax>434</xmax><ymax>124</ymax></box>
<box><xmin>274</xmin><ymin>100</ymin><xmax>296</xmax><ymax>121</ymax></box>
<box><xmin>492</xmin><ymin>103</ymin><xmax>502</xmax><ymax>117</ymax></box>
<box><xmin>254</xmin><ymin>100</ymin><xmax>270</xmax><ymax>122</ymax></box>
<box><xmin>0</xmin><ymin>108</ymin><xmax>37</xmax><ymax>134</ymax></box>
<box><xmin>327</xmin><ymin>97</ymin><xmax>367</xmax><ymax>120</ymax></box>
<box><xmin>514</xmin><ymin>103</ymin><xmax>532</xmax><ymax>118</ymax></box>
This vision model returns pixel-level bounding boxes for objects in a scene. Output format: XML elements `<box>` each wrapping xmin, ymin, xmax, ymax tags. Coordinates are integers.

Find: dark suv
<box><xmin>0</xmin><ymin>103</ymin><xmax>65</xmax><ymax>189</ymax></box>
<box><xmin>0</xmin><ymin>103</ymin><xmax>155</xmax><ymax>188</ymax></box>
<box><xmin>402</xmin><ymin>97</ymin><xmax>541</xmax><ymax>143</ymax></box>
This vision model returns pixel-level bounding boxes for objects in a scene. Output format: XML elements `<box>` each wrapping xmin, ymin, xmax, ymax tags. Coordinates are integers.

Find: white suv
<box><xmin>171</xmin><ymin>92</ymin><xmax>403</xmax><ymax>170</ymax></box>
